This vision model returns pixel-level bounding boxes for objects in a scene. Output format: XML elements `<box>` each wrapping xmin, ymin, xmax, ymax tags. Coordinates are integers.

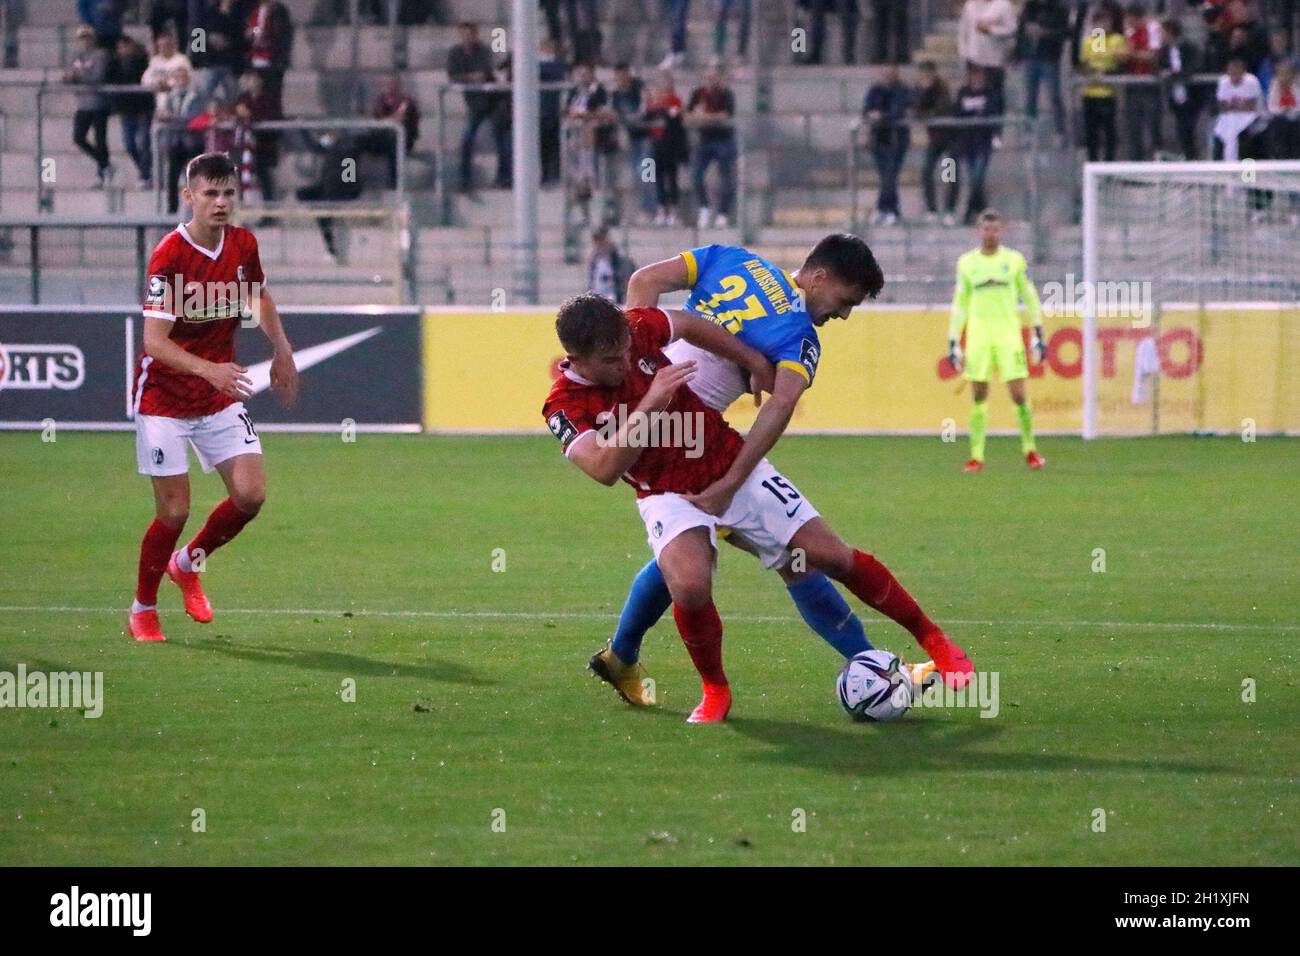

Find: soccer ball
<box><xmin>836</xmin><ymin>650</ymin><xmax>913</xmax><ymax>722</ymax></box>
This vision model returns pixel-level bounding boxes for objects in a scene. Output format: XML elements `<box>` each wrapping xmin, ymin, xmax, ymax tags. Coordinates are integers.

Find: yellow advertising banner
<box><xmin>422</xmin><ymin>307</ymin><xmax>1299</xmax><ymax>435</ymax></box>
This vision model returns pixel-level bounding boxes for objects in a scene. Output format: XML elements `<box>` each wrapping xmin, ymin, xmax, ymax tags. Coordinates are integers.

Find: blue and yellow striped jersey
<box><xmin>680</xmin><ymin>244</ymin><xmax>822</xmax><ymax>386</ymax></box>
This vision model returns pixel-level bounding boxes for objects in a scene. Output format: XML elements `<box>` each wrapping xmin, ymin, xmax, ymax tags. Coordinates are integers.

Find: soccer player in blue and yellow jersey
<box><xmin>587</xmin><ymin>235</ymin><xmax>976</xmax><ymax>703</ymax></box>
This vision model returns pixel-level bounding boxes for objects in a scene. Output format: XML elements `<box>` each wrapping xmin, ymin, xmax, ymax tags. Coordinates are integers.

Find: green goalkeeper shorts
<box><xmin>964</xmin><ymin>334</ymin><xmax>1029</xmax><ymax>383</ymax></box>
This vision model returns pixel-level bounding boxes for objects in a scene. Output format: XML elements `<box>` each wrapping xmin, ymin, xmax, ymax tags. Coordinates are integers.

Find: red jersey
<box><xmin>542</xmin><ymin>307</ymin><xmax>744</xmax><ymax>497</ymax></box>
<box><xmin>133</xmin><ymin>223</ymin><xmax>266</xmax><ymax>419</ymax></box>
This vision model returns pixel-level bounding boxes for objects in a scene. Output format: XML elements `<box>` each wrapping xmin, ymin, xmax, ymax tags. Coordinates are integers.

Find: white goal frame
<box><xmin>1080</xmin><ymin>160</ymin><xmax>1300</xmax><ymax>439</ymax></box>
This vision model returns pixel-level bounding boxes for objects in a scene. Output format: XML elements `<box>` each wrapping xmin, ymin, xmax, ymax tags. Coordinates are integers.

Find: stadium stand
<box><xmin>0</xmin><ymin>1</ymin><xmax>1296</xmax><ymax>307</ymax></box>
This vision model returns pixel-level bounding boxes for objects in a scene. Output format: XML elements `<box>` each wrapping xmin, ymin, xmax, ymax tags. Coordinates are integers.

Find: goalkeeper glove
<box><xmin>1030</xmin><ymin>327</ymin><xmax>1046</xmax><ymax>364</ymax></box>
<box><xmin>948</xmin><ymin>339</ymin><xmax>963</xmax><ymax>372</ymax></box>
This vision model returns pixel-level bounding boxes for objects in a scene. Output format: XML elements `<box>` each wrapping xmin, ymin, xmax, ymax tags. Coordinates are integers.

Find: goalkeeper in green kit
<box><xmin>947</xmin><ymin>210</ymin><xmax>1047</xmax><ymax>472</ymax></box>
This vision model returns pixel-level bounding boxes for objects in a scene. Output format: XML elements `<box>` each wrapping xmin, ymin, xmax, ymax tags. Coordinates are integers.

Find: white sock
<box><xmin>131</xmin><ymin>600</ymin><xmax>157</xmax><ymax>614</ymax></box>
<box><xmin>175</xmin><ymin>548</ymin><xmax>194</xmax><ymax>573</ymax></box>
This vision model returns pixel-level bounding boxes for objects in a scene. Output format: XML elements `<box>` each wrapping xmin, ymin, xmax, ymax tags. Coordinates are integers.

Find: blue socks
<box><xmin>786</xmin><ymin>572</ymin><xmax>872</xmax><ymax>658</ymax></box>
<box><xmin>609</xmin><ymin>559</ymin><xmax>870</xmax><ymax>664</ymax></box>
<box><xmin>610</xmin><ymin>559</ymin><xmax>672</xmax><ymax>664</ymax></box>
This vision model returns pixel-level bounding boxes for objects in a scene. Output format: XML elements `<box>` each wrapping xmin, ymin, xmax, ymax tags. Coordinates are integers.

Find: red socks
<box><xmin>842</xmin><ymin>549</ymin><xmax>942</xmax><ymax>646</ymax></box>
<box><xmin>185</xmin><ymin>497</ymin><xmax>257</xmax><ymax>566</ymax></box>
<box><xmin>673</xmin><ymin>602</ymin><xmax>728</xmax><ymax>688</ymax></box>
<box><xmin>136</xmin><ymin>518</ymin><xmax>183</xmax><ymax>606</ymax></box>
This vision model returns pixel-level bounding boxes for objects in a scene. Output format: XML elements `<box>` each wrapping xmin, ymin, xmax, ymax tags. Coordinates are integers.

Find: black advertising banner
<box><xmin>0</xmin><ymin>311</ymin><xmax>134</xmax><ymax>425</ymax></box>
<box><xmin>0</xmin><ymin>308</ymin><xmax>422</xmax><ymax>430</ymax></box>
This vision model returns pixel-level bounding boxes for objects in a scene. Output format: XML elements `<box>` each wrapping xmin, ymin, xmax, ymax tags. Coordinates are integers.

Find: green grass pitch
<box><xmin>1</xmin><ymin>432</ymin><xmax>1296</xmax><ymax>865</ymax></box>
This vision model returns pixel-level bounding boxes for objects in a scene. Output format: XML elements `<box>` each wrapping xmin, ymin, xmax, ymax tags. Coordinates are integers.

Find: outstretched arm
<box><xmin>625</xmin><ymin>254</ymin><xmax>690</xmax><ymax>308</ymax></box>
<box><xmin>683</xmin><ymin>367</ymin><xmax>806</xmax><ymax>516</ymax></box>
<box><xmin>665</xmin><ymin>309</ymin><xmax>775</xmax><ymax>398</ymax></box>
<box><xmin>251</xmin><ymin>288</ymin><xmax>298</xmax><ymax>406</ymax></box>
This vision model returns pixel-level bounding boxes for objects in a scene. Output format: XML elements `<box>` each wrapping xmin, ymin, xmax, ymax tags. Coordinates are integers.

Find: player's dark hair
<box><xmin>803</xmin><ymin>233</ymin><xmax>885</xmax><ymax>300</ymax></box>
<box><xmin>978</xmin><ymin>208</ymin><xmax>1003</xmax><ymax>223</ymax></box>
<box><xmin>185</xmin><ymin>152</ymin><xmax>237</xmax><ymax>187</ymax></box>
<box><xmin>556</xmin><ymin>293</ymin><xmax>628</xmax><ymax>357</ymax></box>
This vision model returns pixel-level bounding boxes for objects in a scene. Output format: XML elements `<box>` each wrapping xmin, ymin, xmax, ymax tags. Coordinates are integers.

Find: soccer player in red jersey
<box><xmin>544</xmin><ymin>295</ymin><xmax>969</xmax><ymax>723</ymax></box>
<box><xmin>127</xmin><ymin>152</ymin><xmax>298</xmax><ymax>642</ymax></box>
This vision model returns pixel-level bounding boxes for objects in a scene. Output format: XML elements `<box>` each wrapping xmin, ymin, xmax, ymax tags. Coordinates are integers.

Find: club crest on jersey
<box><xmin>799</xmin><ymin>338</ymin><xmax>821</xmax><ymax>382</ymax></box>
<box><xmin>638</xmin><ymin>357</ymin><xmax>658</xmax><ymax>376</ymax></box>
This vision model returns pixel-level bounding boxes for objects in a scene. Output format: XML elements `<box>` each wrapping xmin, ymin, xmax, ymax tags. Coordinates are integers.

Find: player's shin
<box><xmin>672</xmin><ymin>602</ymin><xmax>727</xmax><ymax>688</ymax></box>
<box><xmin>184</xmin><ymin>497</ymin><xmax>258</xmax><ymax>566</ymax></box>
<box><xmin>970</xmin><ymin>400</ymin><xmax>988</xmax><ymax>462</ymax></box>
<box><xmin>1016</xmin><ymin>401</ymin><xmax>1036</xmax><ymax>453</ymax></box>
<box><xmin>610</xmin><ymin>559</ymin><xmax>672</xmax><ymax>664</ymax></box>
<box><xmin>786</xmin><ymin>572</ymin><xmax>872</xmax><ymax>658</ymax></box>
<box><xmin>135</xmin><ymin>518</ymin><xmax>184</xmax><ymax>609</ymax></box>
<box><xmin>839</xmin><ymin>550</ymin><xmax>942</xmax><ymax>647</ymax></box>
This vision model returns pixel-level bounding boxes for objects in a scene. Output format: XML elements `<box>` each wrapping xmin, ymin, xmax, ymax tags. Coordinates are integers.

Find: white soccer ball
<box><xmin>836</xmin><ymin>650</ymin><xmax>913</xmax><ymax>722</ymax></box>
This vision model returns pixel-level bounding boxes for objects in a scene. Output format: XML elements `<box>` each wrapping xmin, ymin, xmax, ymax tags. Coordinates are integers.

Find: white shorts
<box><xmin>135</xmin><ymin>401</ymin><xmax>262</xmax><ymax>477</ymax></box>
<box><xmin>637</xmin><ymin>458</ymin><xmax>820</xmax><ymax>570</ymax></box>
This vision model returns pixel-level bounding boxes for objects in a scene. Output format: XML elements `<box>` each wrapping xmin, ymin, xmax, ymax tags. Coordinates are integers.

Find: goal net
<box><xmin>1080</xmin><ymin>161</ymin><xmax>1300</xmax><ymax>437</ymax></box>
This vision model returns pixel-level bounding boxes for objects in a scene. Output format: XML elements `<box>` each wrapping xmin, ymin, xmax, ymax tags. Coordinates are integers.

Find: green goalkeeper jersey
<box><xmin>949</xmin><ymin>246</ymin><xmax>1041</xmax><ymax>343</ymax></box>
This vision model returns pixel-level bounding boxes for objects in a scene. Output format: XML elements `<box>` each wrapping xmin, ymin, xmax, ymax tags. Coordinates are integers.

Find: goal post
<box><xmin>1080</xmin><ymin>161</ymin><xmax>1300</xmax><ymax>438</ymax></box>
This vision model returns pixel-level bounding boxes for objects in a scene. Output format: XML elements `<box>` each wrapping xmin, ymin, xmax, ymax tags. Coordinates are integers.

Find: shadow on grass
<box><xmin>727</xmin><ymin>715</ymin><xmax>1237</xmax><ymax>778</ymax></box>
<box><xmin>180</xmin><ymin>639</ymin><xmax>494</xmax><ymax>686</ymax></box>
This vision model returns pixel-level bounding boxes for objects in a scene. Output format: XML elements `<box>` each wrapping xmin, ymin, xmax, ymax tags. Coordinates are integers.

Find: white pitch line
<box><xmin>0</xmin><ymin>606</ymin><xmax>1295</xmax><ymax>633</ymax></box>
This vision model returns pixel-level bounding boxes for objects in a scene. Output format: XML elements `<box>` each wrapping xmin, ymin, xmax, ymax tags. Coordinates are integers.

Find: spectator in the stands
<box><xmin>189</xmin><ymin>95</ymin><xmax>238</xmax><ymax>156</ymax></box>
<box><xmin>1257</xmin><ymin>27</ymin><xmax>1295</xmax><ymax>92</ymax></box>
<box><xmin>149</xmin><ymin>0</ymin><xmax>191</xmax><ymax>51</ymax></box>
<box><xmin>235</xmin><ymin>69</ymin><xmax>284</xmax><ymax>201</ymax></box>
<box><xmin>1122</xmin><ymin>3</ymin><xmax>1162</xmax><ymax>160</ymax></box>
<box><xmin>142</xmin><ymin>31</ymin><xmax>194</xmax><ymax>112</ymax></box>
<box><xmin>715</xmin><ymin>0</ymin><xmax>751</xmax><ymax>60</ymax></box>
<box><xmin>1213</xmin><ymin>55</ymin><xmax>1268</xmax><ymax>161</ymax></box>
<box><xmin>686</xmin><ymin>64</ymin><xmax>737</xmax><ymax>228</ymax></box>
<box><xmin>1018</xmin><ymin>0</ymin><xmax>1070</xmax><ymax>139</ymax></box>
<box><xmin>862</xmin><ymin>62</ymin><xmax>911</xmax><ymax>225</ymax></box>
<box><xmin>797</xmin><ymin>0</ymin><xmax>861</xmax><ymax>66</ymax></box>
<box><xmin>66</xmin><ymin>25</ymin><xmax>115</xmax><ymax>188</ymax></box>
<box><xmin>957</xmin><ymin>0</ymin><xmax>1016</xmax><ymax>113</ymax></box>
<box><xmin>539</xmin><ymin>38</ymin><xmax>567</xmax><ymax>185</ymax></box>
<box><xmin>1266</xmin><ymin>58</ymin><xmax>1300</xmax><ymax>159</ymax></box>
<box><xmin>661</xmin><ymin>0</ymin><xmax>690</xmax><ymax>69</ymax></box>
<box><xmin>644</xmin><ymin>70</ymin><xmax>687</xmax><ymax>225</ymax></box>
<box><xmin>871</xmin><ymin>1</ymin><xmax>909</xmax><ymax>64</ymax></box>
<box><xmin>565</xmin><ymin>61</ymin><xmax>618</xmax><ymax>223</ymax></box>
<box><xmin>953</xmin><ymin>64</ymin><xmax>1001</xmax><ymax>225</ymax></box>
<box><xmin>587</xmin><ymin>226</ymin><xmax>634</xmax><ymax>304</ymax></box>
<box><xmin>359</xmin><ymin>74</ymin><xmax>420</xmax><ymax>188</ymax></box>
<box><xmin>78</xmin><ymin>0</ymin><xmax>126</xmax><ymax>48</ymax></box>
<box><xmin>193</xmin><ymin>0</ymin><xmax>246</xmax><ymax>108</ymax></box>
<box><xmin>245</xmin><ymin>0</ymin><xmax>293</xmax><ymax>106</ymax></box>
<box><xmin>1078</xmin><ymin>5</ymin><xmax>1126</xmax><ymax>161</ymax></box>
<box><xmin>541</xmin><ymin>0</ymin><xmax>602</xmax><ymax>64</ymax></box>
<box><xmin>109</xmin><ymin>35</ymin><xmax>154</xmax><ymax>189</ymax></box>
<box><xmin>1159</xmin><ymin>18</ymin><xmax>1203</xmax><ymax>159</ymax></box>
<box><xmin>610</xmin><ymin>62</ymin><xmax>656</xmax><ymax>222</ymax></box>
<box><xmin>448</xmin><ymin>22</ymin><xmax>511</xmax><ymax>192</ymax></box>
<box><xmin>296</xmin><ymin>130</ymin><xmax>364</xmax><ymax>263</ymax></box>
<box><xmin>157</xmin><ymin>65</ymin><xmax>203</xmax><ymax>211</ymax></box>
<box><xmin>914</xmin><ymin>60</ymin><xmax>958</xmax><ymax>225</ymax></box>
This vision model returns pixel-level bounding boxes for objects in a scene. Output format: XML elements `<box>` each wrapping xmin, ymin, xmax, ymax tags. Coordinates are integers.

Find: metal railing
<box><xmin>848</xmin><ymin>113</ymin><xmax>1044</xmax><ymax>255</ymax></box>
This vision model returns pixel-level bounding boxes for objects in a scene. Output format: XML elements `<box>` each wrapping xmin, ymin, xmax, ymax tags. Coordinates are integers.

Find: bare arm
<box><xmin>625</xmin><ymin>254</ymin><xmax>690</xmax><ymax>308</ymax></box>
<box><xmin>250</xmin><ymin>288</ymin><xmax>298</xmax><ymax>405</ymax></box>
<box><xmin>666</xmin><ymin>309</ymin><xmax>775</xmax><ymax>397</ymax></box>
<box><xmin>566</xmin><ymin>362</ymin><xmax>697</xmax><ymax>485</ymax></box>
<box><xmin>684</xmin><ymin>367</ymin><xmax>806</xmax><ymax>514</ymax></box>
